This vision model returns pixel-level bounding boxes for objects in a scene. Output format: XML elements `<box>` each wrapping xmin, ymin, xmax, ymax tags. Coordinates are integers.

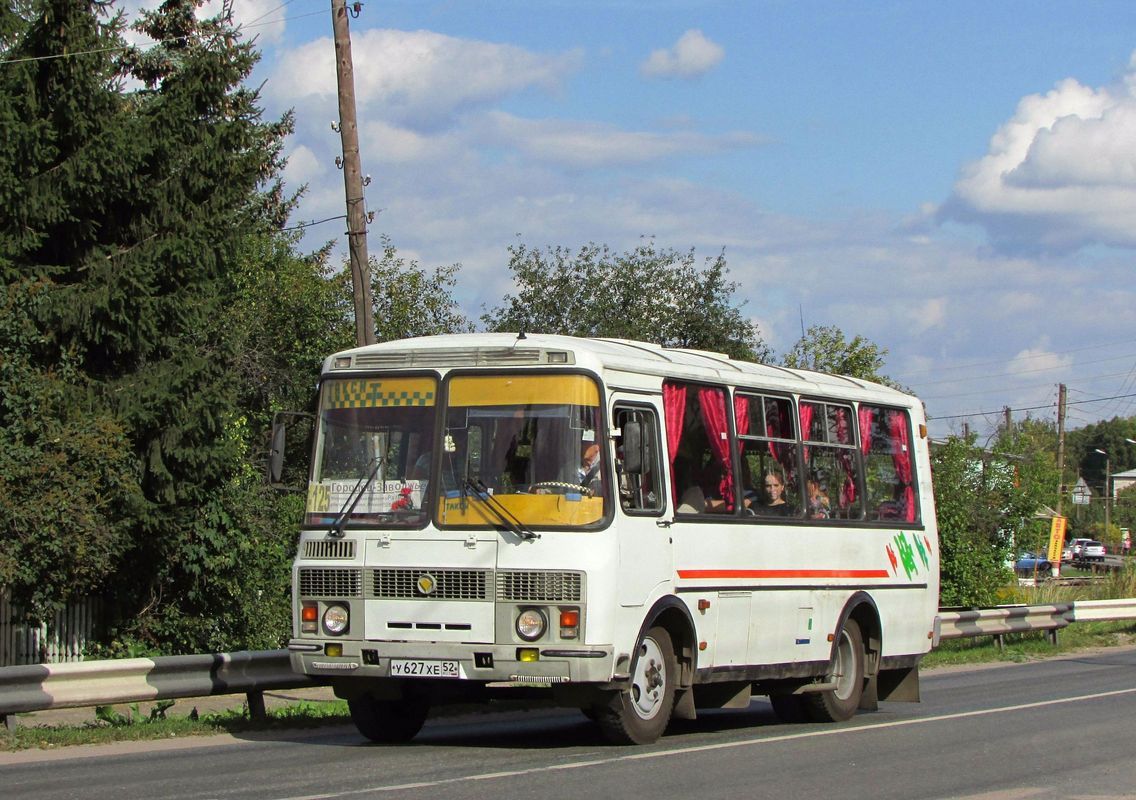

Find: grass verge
<box><xmin>1</xmin><ymin>700</ymin><xmax>351</xmax><ymax>752</ymax></box>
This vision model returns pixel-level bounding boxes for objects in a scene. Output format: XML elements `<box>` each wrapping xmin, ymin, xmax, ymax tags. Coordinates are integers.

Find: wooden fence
<box><xmin>0</xmin><ymin>588</ymin><xmax>102</xmax><ymax>666</ymax></box>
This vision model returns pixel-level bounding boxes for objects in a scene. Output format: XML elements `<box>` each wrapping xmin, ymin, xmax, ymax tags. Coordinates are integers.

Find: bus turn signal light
<box><xmin>301</xmin><ymin>603</ymin><xmax>318</xmax><ymax>633</ymax></box>
<box><xmin>559</xmin><ymin>608</ymin><xmax>580</xmax><ymax>639</ymax></box>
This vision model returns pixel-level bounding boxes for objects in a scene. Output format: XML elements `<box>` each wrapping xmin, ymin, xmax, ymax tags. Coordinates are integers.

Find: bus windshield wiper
<box><xmin>330</xmin><ymin>456</ymin><xmax>383</xmax><ymax>538</ymax></box>
<box><xmin>462</xmin><ymin>478</ymin><xmax>539</xmax><ymax>541</ymax></box>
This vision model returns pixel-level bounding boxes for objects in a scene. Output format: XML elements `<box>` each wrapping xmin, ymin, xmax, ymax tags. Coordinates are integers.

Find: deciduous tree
<box><xmin>482</xmin><ymin>238</ymin><xmax>769</xmax><ymax>362</ymax></box>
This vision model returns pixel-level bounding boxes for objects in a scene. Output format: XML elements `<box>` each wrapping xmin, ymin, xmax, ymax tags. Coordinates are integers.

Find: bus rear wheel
<box><xmin>804</xmin><ymin>618</ymin><xmax>865</xmax><ymax>723</ymax></box>
<box><xmin>348</xmin><ymin>693</ymin><xmax>430</xmax><ymax>743</ymax></box>
<box><xmin>594</xmin><ymin>626</ymin><xmax>677</xmax><ymax>745</ymax></box>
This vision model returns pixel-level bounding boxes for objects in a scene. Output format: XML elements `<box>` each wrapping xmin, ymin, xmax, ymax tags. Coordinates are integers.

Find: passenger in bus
<box><xmin>676</xmin><ymin>485</ymin><xmax>706</xmax><ymax>514</ymax></box>
<box><xmin>756</xmin><ymin>472</ymin><xmax>791</xmax><ymax>516</ymax></box>
<box><xmin>807</xmin><ymin>474</ymin><xmax>831</xmax><ymax>519</ymax></box>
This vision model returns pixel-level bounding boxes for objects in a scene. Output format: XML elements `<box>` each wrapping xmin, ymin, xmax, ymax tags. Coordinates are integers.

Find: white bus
<box><xmin>277</xmin><ymin>333</ymin><xmax>939</xmax><ymax>744</ymax></box>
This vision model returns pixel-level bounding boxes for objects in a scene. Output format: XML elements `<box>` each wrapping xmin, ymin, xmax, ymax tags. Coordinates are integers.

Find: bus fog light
<box><xmin>516</xmin><ymin>608</ymin><xmax>547</xmax><ymax>641</ymax></box>
<box><xmin>325</xmin><ymin>643</ymin><xmax>343</xmax><ymax>657</ymax></box>
<box><xmin>323</xmin><ymin>604</ymin><xmax>349</xmax><ymax>635</ymax></box>
<box><xmin>517</xmin><ymin>648</ymin><xmax>540</xmax><ymax>662</ymax></box>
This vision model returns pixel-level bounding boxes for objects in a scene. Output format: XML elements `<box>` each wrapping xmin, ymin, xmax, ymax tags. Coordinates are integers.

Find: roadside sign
<box><xmin>1072</xmin><ymin>478</ymin><xmax>1091</xmax><ymax>505</ymax></box>
<box><xmin>1047</xmin><ymin>516</ymin><xmax>1067</xmax><ymax>577</ymax></box>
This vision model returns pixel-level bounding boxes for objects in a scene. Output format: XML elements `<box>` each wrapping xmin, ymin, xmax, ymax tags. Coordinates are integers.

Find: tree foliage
<box><xmin>0</xmin><ymin>0</ymin><xmax>303</xmax><ymax>649</ymax></box>
<box><xmin>931</xmin><ymin>422</ymin><xmax>1059</xmax><ymax>607</ymax></box>
<box><xmin>781</xmin><ymin>324</ymin><xmax>900</xmax><ymax>387</ymax></box>
<box><xmin>482</xmin><ymin>238</ymin><xmax>769</xmax><ymax>362</ymax></box>
<box><xmin>371</xmin><ymin>235</ymin><xmax>473</xmax><ymax>341</ymax></box>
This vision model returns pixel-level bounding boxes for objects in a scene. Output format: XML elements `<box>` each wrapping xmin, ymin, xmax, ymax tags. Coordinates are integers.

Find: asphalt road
<box><xmin>5</xmin><ymin>647</ymin><xmax>1136</xmax><ymax>800</ymax></box>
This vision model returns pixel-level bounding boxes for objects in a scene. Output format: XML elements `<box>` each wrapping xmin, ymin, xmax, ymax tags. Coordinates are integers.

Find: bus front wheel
<box><xmin>594</xmin><ymin>626</ymin><xmax>677</xmax><ymax>745</ymax></box>
<box><xmin>348</xmin><ymin>693</ymin><xmax>430</xmax><ymax>743</ymax></box>
<box><xmin>804</xmin><ymin>618</ymin><xmax>866</xmax><ymax>723</ymax></box>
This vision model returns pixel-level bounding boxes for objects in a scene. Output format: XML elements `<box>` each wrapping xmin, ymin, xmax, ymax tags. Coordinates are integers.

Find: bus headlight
<box><xmin>515</xmin><ymin>608</ymin><xmax>547</xmax><ymax>641</ymax></box>
<box><xmin>323</xmin><ymin>604</ymin><xmax>349</xmax><ymax>636</ymax></box>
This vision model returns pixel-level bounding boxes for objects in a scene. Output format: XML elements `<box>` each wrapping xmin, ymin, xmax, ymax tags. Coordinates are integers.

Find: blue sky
<box><xmin>150</xmin><ymin>1</ymin><xmax>1136</xmax><ymax>440</ymax></box>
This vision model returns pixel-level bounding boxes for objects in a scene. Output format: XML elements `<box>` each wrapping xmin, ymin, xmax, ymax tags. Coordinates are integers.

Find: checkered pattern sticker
<box><xmin>323</xmin><ymin>378</ymin><xmax>437</xmax><ymax>409</ymax></box>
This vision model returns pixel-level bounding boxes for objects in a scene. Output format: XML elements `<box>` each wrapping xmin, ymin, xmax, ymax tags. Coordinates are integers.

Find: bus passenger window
<box><xmin>860</xmin><ymin>405</ymin><xmax>918</xmax><ymax>523</ymax></box>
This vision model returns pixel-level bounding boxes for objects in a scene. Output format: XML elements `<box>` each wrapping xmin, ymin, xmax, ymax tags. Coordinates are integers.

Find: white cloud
<box><xmin>1005</xmin><ymin>346</ymin><xmax>1074</xmax><ymax>381</ymax></box>
<box><xmin>473</xmin><ymin>111</ymin><xmax>765</xmax><ymax>169</ymax></box>
<box><xmin>270</xmin><ymin>29</ymin><xmax>583</xmax><ymax>130</ymax></box>
<box><xmin>640</xmin><ymin>29</ymin><xmax>724</xmax><ymax>80</ymax></box>
<box><xmin>945</xmin><ymin>52</ymin><xmax>1136</xmax><ymax>251</ymax></box>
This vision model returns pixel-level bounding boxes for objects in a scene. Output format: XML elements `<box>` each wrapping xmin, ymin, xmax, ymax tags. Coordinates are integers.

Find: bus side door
<box><xmin>610</xmin><ymin>399</ymin><xmax>672</xmax><ymax>606</ymax></box>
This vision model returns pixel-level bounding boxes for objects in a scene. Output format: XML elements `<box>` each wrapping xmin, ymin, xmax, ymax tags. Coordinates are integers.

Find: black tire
<box><xmin>804</xmin><ymin>618</ymin><xmax>865</xmax><ymax>723</ymax></box>
<box><xmin>348</xmin><ymin>693</ymin><xmax>430</xmax><ymax>743</ymax></box>
<box><xmin>769</xmin><ymin>693</ymin><xmax>808</xmax><ymax>723</ymax></box>
<box><xmin>594</xmin><ymin>626</ymin><xmax>677</xmax><ymax>745</ymax></box>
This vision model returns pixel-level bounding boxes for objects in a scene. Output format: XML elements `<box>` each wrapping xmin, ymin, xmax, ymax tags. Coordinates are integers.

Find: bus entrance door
<box><xmin>611</xmin><ymin>398</ymin><xmax>672</xmax><ymax>607</ymax></box>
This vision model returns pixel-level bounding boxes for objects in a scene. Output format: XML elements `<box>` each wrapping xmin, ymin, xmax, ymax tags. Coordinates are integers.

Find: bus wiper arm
<box><xmin>462</xmin><ymin>478</ymin><xmax>539</xmax><ymax>541</ymax></box>
<box><xmin>330</xmin><ymin>456</ymin><xmax>383</xmax><ymax>539</ymax></box>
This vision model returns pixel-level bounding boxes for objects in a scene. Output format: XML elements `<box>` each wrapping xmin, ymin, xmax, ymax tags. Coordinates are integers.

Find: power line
<box><xmin>898</xmin><ymin>338</ymin><xmax>1136</xmax><ymax>379</ymax></box>
<box><xmin>929</xmin><ymin>391</ymin><xmax>1136</xmax><ymax>422</ymax></box>
<box><xmin>280</xmin><ymin>215</ymin><xmax>346</xmax><ymax>232</ymax></box>
<box><xmin>915</xmin><ymin>354</ymin><xmax>1136</xmax><ymax>390</ymax></box>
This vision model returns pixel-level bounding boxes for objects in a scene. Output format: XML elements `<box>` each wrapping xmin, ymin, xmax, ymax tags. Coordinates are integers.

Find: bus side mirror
<box><xmin>268</xmin><ymin>411</ymin><xmax>315</xmax><ymax>489</ymax></box>
<box><xmin>268</xmin><ymin>416</ymin><xmax>287</xmax><ymax>486</ymax></box>
<box><xmin>622</xmin><ymin>421</ymin><xmax>644</xmax><ymax>474</ymax></box>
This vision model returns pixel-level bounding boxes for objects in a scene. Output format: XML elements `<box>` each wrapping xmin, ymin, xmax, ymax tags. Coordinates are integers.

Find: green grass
<box><xmin>1</xmin><ymin>700</ymin><xmax>351</xmax><ymax>752</ymax></box>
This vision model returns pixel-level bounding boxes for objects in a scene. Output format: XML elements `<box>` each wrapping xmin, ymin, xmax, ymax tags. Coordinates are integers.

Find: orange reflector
<box><xmin>301</xmin><ymin>605</ymin><xmax>318</xmax><ymax>622</ymax></box>
<box><xmin>560</xmin><ymin>609</ymin><xmax>580</xmax><ymax>628</ymax></box>
<box><xmin>697</xmin><ymin>599</ymin><xmax>711</xmax><ymax>611</ymax></box>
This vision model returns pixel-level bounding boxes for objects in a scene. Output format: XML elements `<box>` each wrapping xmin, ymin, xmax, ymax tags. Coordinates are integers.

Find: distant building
<box><xmin>1113</xmin><ymin>468</ymin><xmax>1136</xmax><ymax>498</ymax></box>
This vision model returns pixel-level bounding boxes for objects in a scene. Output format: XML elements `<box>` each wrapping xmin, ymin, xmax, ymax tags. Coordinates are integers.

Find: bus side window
<box><xmin>614</xmin><ymin>406</ymin><xmax>663</xmax><ymax>514</ymax></box>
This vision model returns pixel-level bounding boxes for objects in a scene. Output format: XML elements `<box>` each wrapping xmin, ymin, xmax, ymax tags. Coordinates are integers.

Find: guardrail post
<box><xmin>246</xmin><ymin>690</ymin><xmax>266</xmax><ymax>721</ymax></box>
<box><xmin>2</xmin><ymin>712</ymin><xmax>13</xmax><ymax>731</ymax></box>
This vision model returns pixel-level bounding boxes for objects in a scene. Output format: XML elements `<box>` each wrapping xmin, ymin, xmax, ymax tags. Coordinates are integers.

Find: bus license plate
<box><xmin>389</xmin><ymin>659</ymin><xmax>460</xmax><ymax>678</ymax></box>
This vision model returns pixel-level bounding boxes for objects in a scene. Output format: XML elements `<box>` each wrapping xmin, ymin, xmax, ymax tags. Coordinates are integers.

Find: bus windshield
<box><xmin>305</xmin><ymin>376</ymin><xmax>437</xmax><ymax>529</ymax></box>
<box><xmin>436</xmin><ymin>373</ymin><xmax>606</xmax><ymax>529</ymax></box>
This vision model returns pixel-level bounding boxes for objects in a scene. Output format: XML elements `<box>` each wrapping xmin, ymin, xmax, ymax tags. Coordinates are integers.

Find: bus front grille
<box><xmin>303</xmin><ymin>539</ymin><xmax>356</xmax><ymax>559</ymax></box>
<box><xmin>370</xmin><ymin>568</ymin><xmax>491</xmax><ymax>601</ymax></box>
<box><xmin>299</xmin><ymin>567</ymin><xmax>363</xmax><ymax>598</ymax></box>
<box><xmin>496</xmin><ymin>570</ymin><xmax>583</xmax><ymax>602</ymax></box>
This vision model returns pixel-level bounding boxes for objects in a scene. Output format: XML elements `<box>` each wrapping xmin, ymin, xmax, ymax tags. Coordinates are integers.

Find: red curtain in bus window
<box><xmin>698</xmin><ymin>387</ymin><xmax>733</xmax><ymax>511</ymax></box>
<box><xmin>734</xmin><ymin>394</ymin><xmax>750</xmax><ymax>437</ymax></box>
<box><xmin>890</xmin><ymin>410</ymin><xmax>915</xmax><ymax>522</ymax></box>
<box><xmin>663</xmin><ymin>382</ymin><xmax>686</xmax><ymax>506</ymax></box>
<box><xmin>834</xmin><ymin>408</ymin><xmax>856</xmax><ymax>509</ymax></box>
<box><xmin>799</xmin><ymin>401</ymin><xmax>815</xmax><ymax>462</ymax></box>
<box><xmin>733</xmin><ymin>394</ymin><xmax>751</xmax><ymax>498</ymax></box>
<box><xmin>858</xmin><ymin>406</ymin><xmax>874</xmax><ymax>455</ymax></box>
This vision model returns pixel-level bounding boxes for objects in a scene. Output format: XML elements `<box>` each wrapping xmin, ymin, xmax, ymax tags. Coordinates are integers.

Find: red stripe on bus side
<box><xmin>676</xmin><ymin>569</ymin><xmax>891</xmax><ymax>580</ymax></box>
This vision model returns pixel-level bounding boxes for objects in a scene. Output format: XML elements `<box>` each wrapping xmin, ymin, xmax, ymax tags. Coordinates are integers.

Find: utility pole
<box><xmin>331</xmin><ymin>0</ymin><xmax>376</xmax><ymax>347</ymax></box>
<box><xmin>1003</xmin><ymin>406</ymin><xmax>1012</xmax><ymax>435</ymax></box>
<box><xmin>1056</xmin><ymin>383</ymin><xmax>1067</xmax><ymax>516</ymax></box>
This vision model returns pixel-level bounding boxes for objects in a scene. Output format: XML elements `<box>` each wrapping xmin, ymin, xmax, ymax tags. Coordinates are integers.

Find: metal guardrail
<box><xmin>934</xmin><ymin>598</ymin><xmax>1136</xmax><ymax>647</ymax></box>
<box><xmin>0</xmin><ymin>649</ymin><xmax>323</xmax><ymax>729</ymax></box>
<box><xmin>3</xmin><ymin>599</ymin><xmax>1135</xmax><ymax>731</ymax></box>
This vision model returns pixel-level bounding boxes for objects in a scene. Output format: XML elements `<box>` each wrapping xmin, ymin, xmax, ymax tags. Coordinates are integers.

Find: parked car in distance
<box><xmin>1079</xmin><ymin>540</ymin><xmax>1106</xmax><ymax>562</ymax></box>
<box><xmin>1069</xmin><ymin>538</ymin><xmax>1093</xmax><ymax>559</ymax></box>
<box><xmin>1061</xmin><ymin>546</ymin><xmax>1073</xmax><ymax>562</ymax></box>
<box><xmin>1014</xmin><ymin>551</ymin><xmax>1053</xmax><ymax>577</ymax></box>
